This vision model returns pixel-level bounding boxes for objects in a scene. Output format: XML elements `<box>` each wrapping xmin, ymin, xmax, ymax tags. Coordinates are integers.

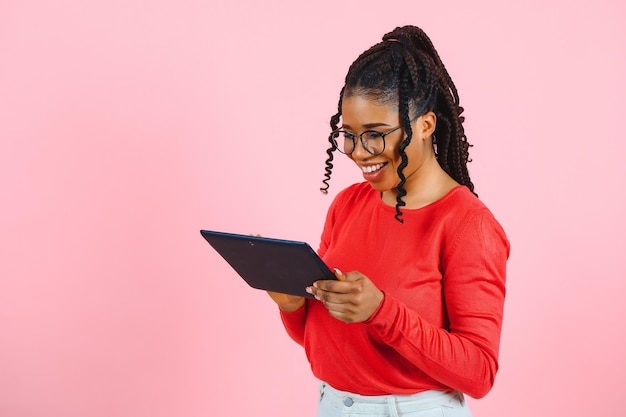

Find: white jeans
<box><xmin>316</xmin><ymin>382</ymin><xmax>473</xmax><ymax>417</ymax></box>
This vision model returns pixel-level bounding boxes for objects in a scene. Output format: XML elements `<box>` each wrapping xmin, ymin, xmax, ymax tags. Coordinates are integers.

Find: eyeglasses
<box><xmin>329</xmin><ymin>125</ymin><xmax>403</xmax><ymax>156</ymax></box>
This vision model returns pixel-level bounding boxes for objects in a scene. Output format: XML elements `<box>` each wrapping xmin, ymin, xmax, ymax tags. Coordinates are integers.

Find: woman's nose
<box><xmin>350</xmin><ymin>138</ymin><xmax>370</xmax><ymax>159</ymax></box>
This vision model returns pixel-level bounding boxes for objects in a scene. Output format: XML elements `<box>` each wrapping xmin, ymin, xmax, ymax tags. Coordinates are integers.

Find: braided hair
<box><xmin>320</xmin><ymin>25</ymin><xmax>475</xmax><ymax>223</ymax></box>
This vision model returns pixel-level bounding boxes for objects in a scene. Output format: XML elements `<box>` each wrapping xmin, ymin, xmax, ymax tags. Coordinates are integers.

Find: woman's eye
<box><xmin>363</xmin><ymin>131</ymin><xmax>382</xmax><ymax>141</ymax></box>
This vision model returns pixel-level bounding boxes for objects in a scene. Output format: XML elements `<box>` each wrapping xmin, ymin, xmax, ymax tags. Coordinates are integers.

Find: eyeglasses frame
<box><xmin>330</xmin><ymin>124</ymin><xmax>404</xmax><ymax>156</ymax></box>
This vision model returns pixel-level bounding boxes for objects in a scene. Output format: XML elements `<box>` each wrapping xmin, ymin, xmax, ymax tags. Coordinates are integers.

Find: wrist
<box><xmin>279</xmin><ymin>299</ymin><xmax>306</xmax><ymax>313</ymax></box>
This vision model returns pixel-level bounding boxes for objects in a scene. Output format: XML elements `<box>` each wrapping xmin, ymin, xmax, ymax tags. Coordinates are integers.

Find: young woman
<box><xmin>268</xmin><ymin>25</ymin><xmax>509</xmax><ymax>417</ymax></box>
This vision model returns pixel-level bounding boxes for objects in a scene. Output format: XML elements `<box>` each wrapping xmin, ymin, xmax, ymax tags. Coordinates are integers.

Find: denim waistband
<box><xmin>318</xmin><ymin>382</ymin><xmax>469</xmax><ymax>416</ymax></box>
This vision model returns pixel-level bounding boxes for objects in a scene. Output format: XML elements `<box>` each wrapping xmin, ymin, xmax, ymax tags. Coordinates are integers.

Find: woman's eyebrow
<box><xmin>341</xmin><ymin>122</ymin><xmax>392</xmax><ymax>130</ymax></box>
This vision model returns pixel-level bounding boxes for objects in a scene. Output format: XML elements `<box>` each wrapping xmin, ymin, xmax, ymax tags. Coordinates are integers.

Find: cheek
<box><xmin>385</xmin><ymin>136</ymin><xmax>408</xmax><ymax>157</ymax></box>
<box><xmin>398</xmin><ymin>138</ymin><xmax>426</xmax><ymax>162</ymax></box>
<box><xmin>384</xmin><ymin>144</ymin><xmax>403</xmax><ymax>167</ymax></box>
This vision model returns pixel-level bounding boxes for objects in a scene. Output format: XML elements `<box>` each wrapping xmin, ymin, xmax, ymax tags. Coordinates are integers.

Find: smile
<box><xmin>361</xmin><ymin>163</ymin><xmax>386</xmax><ymax>173</ymax></box>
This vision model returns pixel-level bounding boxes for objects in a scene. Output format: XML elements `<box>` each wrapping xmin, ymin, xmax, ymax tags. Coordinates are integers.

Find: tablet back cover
<box><xmin>200</xmin><ymin>230</ymin><xmax>334</xmax><ymax>298</ymax></box>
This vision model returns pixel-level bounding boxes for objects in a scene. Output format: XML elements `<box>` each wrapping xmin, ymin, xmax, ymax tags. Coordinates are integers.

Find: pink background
<box><xmin>1</xmin><ymin>1</ymin><xmax>625</xmax><ymax>416</ymax></box>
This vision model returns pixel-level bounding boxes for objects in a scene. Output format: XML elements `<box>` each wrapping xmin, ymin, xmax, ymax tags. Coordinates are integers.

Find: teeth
<box><xmin>362</xmin><ymin>163</ymin><xmax>385</xmax><ymax>173</ymax></box>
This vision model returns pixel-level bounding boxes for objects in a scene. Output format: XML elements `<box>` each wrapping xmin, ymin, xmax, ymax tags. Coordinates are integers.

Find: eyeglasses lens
<box><xmin>331</xmin><ymin>131</ymin><xmax>384</xmax><ymax>155</ymax></box>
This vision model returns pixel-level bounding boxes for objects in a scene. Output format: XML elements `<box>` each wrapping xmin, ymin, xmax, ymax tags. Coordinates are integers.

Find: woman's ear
<box><xmin>418</xmin><ymin>111</ymin><xmax>437</xmax><ymax>139</ymax></box>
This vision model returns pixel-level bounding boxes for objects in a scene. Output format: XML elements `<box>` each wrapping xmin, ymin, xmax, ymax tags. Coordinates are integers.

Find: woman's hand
<box><xmin>266</xmin><ymin>291</ymin><xmax>306</xmax><ymax>312</ymax></box>
<box><xmin>307</xmin><ymin>269</ymin><xmax>384</xmax><ymax>323</ymax></box>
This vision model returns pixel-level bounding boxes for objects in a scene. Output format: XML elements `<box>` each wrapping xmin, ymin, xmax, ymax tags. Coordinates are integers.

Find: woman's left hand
<box><xmin>307</xmin><ymin>269</ymin><xmax>384</xmax><ymax>323</ymax></box>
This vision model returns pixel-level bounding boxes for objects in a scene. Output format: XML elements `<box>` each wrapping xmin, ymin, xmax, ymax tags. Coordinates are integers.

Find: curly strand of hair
<box><xmin>320</xmin><ymin>138</ymin><xmax>335</xmax><ymax>194</ymax></box>
<box><xmin>330</xmin><ymin>86</ymin><xmax>345</xmax><ymax>131</ymax></box>
<box><xmin>320</xmin><ymin>87</ymin><xmax>345</xmax><ymax>194</ymax></box>
<box><xmin>393</xmin><ymin>66</ymin><xmax>415</xmax><ymax>223</ymax></box>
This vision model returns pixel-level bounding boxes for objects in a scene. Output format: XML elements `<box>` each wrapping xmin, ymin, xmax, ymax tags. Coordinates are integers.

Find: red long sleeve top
<box><xmin>280</xmin><ymin>183</ymin><xmax>509</xmax><ymax>398</ymax></box>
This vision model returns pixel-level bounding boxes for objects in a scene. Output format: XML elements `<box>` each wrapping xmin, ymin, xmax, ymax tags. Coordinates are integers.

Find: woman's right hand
<box><xmin>266</xmin><ymin>291</ymin><xmax>305</xmax><ymax>312</ymax></box>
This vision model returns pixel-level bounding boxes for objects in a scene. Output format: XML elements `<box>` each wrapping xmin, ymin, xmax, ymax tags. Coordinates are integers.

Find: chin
<box><xmin>366</xmin><ymin>181</ymin><xmax>393</xmax><ymax>193</ymax></box>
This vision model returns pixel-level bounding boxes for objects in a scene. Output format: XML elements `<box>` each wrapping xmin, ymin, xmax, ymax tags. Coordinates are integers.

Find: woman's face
<box><xmin>340</xmin><ymin>94</ymin><xmax>436</xmax><ymax>194</ymax></box>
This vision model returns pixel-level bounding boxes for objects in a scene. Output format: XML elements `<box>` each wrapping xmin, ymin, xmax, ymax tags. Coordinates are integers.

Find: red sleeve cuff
<box><xmin>364</xmin><ymin>291</ymin><xmax>388</xmax><ymax>325</ymax></box>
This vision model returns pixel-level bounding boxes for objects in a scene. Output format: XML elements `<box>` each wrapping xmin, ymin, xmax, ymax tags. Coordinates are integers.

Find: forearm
<box><xmin>366</xmin><ymin>292</ymin><xmax>502</xmax><ymax>399</ymax></box>
<box><xmin>279</xmin><ymin>301</ymin><xmax>308</xmax><ymax>346</ymax></box>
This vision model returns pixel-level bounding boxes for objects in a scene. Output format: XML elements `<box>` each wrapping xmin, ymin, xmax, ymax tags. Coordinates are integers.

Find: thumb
<box><xmin>333</xmin><ymin>268</ymin><xmax>347</xmax><ymax>281</ymax></box>
<box><xmin>334</xmin><ymin>268</ymin><xmax>359</xmax><ymax>282</ymax></box>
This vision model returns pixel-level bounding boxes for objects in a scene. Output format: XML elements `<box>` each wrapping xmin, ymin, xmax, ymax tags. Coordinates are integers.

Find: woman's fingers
<box><xmin>308</xmin><ymin>270</ymin><xmax>383</xmax><ymax>323</ymax></box>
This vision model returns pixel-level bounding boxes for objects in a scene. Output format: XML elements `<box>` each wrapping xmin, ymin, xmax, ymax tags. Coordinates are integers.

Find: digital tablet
<box><xmin>200</xmin><ymin>230</ymin><xmax>335</xmax><ymax>298</ymax></box>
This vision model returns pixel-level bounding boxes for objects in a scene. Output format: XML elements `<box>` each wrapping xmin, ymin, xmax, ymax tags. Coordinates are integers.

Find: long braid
<box><xmin>400</xmin><ymin>28</ymin><xmax>475</xmax><ymax>195</ymax></box>
<box><xmin>320</xmin><ymin>87</ymin><xmax>344</xmax><ymax>194</ymax></box>
<box><xmin>393</xmin><ymin>49</ymin><xmax>413</xmax><ymax>222</ymax></box>
<box><xmin>321</xmin><ymin>25</ymin><xmax>476</xmax><ymax>221</ymax></box>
